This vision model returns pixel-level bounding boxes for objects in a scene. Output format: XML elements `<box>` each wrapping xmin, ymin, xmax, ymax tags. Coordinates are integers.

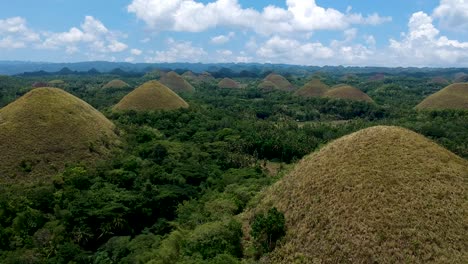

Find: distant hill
<box><xmin>218</xmin><ymin>78</ymin><xmax>241</xmax><ymax>89</ymax></box>
<box><xmin>257</xmin><ymin>80</ymin><xmax>278</xmax><ymax>90</ymax></box>
<box><xmin>264</xmin><ymin>73</ymin><xmax>295</xmax><ymax>91</ymax></box>
<box><xmin>416</xmin><ymin>83</ymin><xmax>468</xmax><ymax>110</ymax></box>
<box><xmin>113</xmin><ymin>80</ymin><xmax>189</xmax><ymax>111</ymax></box>
<box><xmin>294</xmin><ymin>79</ymin><xmax>329</xmax><ymax>97</ymax></box>
<box><xmin>0</xmin><ymin>88</ymin><xmax>119</xmax><ymax>181</ymax></box>
<box><xmin>160</xmin><ymin>71</ymin><xmax>195</xmax><ymax>93</ymax></box>
<box><xmin>248</xmin><ymin>126</ymin><xmax>468</xmax><ymax>263</ymax></box>
<box><xmin>103</xmin><ymin>79</ymin><xmax>130</xmax><ymax>89</ymax></box>
<box><xmin>325</xmin><ymin>85</ymin><xmax>374</xmax><ymax>102</ymax></box>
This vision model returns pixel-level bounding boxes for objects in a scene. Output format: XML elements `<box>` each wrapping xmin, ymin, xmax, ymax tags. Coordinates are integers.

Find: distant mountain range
<box><xmin>0</xmin><ymin>61</ymin><xmax>466</xmax><ymax>77</ymax></box>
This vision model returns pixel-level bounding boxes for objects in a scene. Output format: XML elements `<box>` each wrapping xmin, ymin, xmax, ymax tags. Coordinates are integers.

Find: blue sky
<box><xmin>0</xmin><ymin>0</ymin><xmax>467</xmax><ymax>66</ymax></box>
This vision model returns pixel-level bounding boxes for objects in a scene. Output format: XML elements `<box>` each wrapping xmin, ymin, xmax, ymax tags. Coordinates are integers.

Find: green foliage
<box><xmin>184</xmin><ymin>219</ymin><xmax>243</xmax><ymax>259</ymax></box>
<box><xmin>250</xmin><ymin>207</ymin><xmax>286</xmax><ymax>257</ymax></box>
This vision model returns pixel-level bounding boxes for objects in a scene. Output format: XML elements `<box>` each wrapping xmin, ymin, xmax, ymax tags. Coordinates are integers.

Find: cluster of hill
<box><xmin>0</xmin><ymin>68</ymin><xmax>467</xmax><ymax>263</ymax></box>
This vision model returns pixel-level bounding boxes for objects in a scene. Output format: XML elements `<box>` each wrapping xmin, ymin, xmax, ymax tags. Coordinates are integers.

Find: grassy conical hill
<box><xmin>199</xmin><ymin>72</ymin><xmax>214</xmax><ymax>82</ymax></box>
<box><xmin>218</xmin><ymin>78</ymin><xmax>240</xmax><ymax>89</ymax></box>
<box><xmin>103</xmin><ymin>79</ymin><xmax>130</xmax><ymax>89</ymax></box>
<box><xmin>294</xmin><ymin>79</ymin><xmax>329</xmax><ymax>97</ymax></box>
<box><xmin>325</xmin><ymin>85</ymin><xmax>374</xmax><ymax>102</ymax></box>
<box><xmin>248</xmin><ymin>126</ymin><xmax>468</xmax><ymax>263</ymax></box>
<box><xmin>113</xmin><ymin>80</ymin><xmax>188</xmax><ymax>112</ymax></box>
<box><xmin>160</xmin><ymin>71</ymin><xmax>195</xmax><ymax>93</ymax></box>
<box><xmin>0</xmin><ymin>88</ymin><xmax>119</xmax><ymax>180</ymax></box>
<box><xmin>264</xmin><ymin>74</ymin><xmax>295</xmax><ymax>91</ymax></box>
<box><xmin>416</xmin><ymin>83</ymin><xmax>468</xmax><ymax>110</ymax></box>
<box><xmin>182</xmin><ymin>71</ymin><xmax>197</xmax><ymax>80</ymax></box>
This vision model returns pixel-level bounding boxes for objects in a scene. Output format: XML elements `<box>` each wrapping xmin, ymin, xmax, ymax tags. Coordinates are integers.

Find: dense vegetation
<box><xmin>0</xmin><ymin>71</ymin><xmax>467</xmax><ymax>263</ymax></box>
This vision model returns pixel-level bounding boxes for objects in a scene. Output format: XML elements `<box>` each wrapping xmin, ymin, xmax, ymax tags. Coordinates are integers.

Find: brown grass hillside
<box><xmin>416</xmin><ymin>83</ymin><xmax>468</xmax><ymax>110</ymax></box>
<box><xmin>218</xmin><ymin>78</ymin><xmax>241</xmax><ymax>89</ymax></box>
<box><xmin>160</xmin><ymin>71</ymin><xmax>195</xmax><ymax>93</ymax></box>
<box><xmin>0</xmin><ymin>88</ymin><xmax>119</xmax><ymax>181</ymax></box>
<box><xmin>103</xmin><ymin>79</ymin><xmax>130</xmax><ymax>89</ymax></box>
<box><xmin>294</xmin><ymin>79</ymin><xmax>329</xmax><ymax>97</ymax></box>
<box><xmin>325</xmin><ymin>85</ymin><xmax>374</xmax><ymax>102</ymax></box>
<box><xmin>113</xmin><ymin>80</ymin><xmax>188</xmax><ymax>111</ymax></box>
<box><xmin>264</xmin><ymin>74</ymin><xmax>295</xmax><ymax>91</ymax></box>
<box><xmin>246</xmin><ymin>126</ymin><xmax>468</xmax><ymax>264</ymax></box>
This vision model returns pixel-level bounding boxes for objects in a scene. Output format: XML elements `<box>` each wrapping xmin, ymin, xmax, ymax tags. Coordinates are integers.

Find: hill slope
<box><xmin>264</xmin><ymin>74</ymin><xmax>295</xmax><ymax>91</ymax></box>
<box><xmin>294</xmin><ymin>79</ymin><xmax>329</xmax><ymax>97</ymax></box>
<box><xmin>160</xmin><ymin>71</ymin><xmax>195</xmax><ymax>93</ymax></box>
<box><xmin>0</xmin><ymin>88</ymin><xmax>119</xmax><ymax>180</ymax></box>
<box><xmin>325</xmin><ymin>85</ymin><xmax>374</xmax><ymax>102</ymax></box>
<box><xmin>113</xmin><ymin>80</ymin><xmax>188</xmax><ymax>111</ymax></box>
<box><xmin>218</xmin><ymin>78</ymin><xmax>241</xmax><ymax>89</ymax></box>
<box><xmin>416</xmin><ymin>83</ymin><xmax>468</xmax><ymax>110</ymax></box>
<box><xmin>249</xmin><ymin>126</ymin><xmax>468</xmax><ymax>264</ymax></box>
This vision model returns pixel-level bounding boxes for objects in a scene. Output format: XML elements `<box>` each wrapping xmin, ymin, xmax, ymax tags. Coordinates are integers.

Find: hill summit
<box><xmin>0</xmin><ymin>88</ymin><xmax>119</xmax><ymax>180</ymax></box>
<box><xmin>160</xmin><ymin>71</ymin><xmax>195</xmax><ymax>93</ymax></box>
<box><xmin>416</xmin><ymin>83</ymin><xmax>468</xmax><ymax>110</ymax></box>
<box><xmin>325</xmin><ymin>85</ymin><xmax>374</xmax><ymax>102</ymax></box>
<box><xmin>113</xmin><ymin>80</ymin><xmax>189</xmax><ymax>111</ymax></box>
<box><xmin>249</xmin><ymin>126</ymin><xmax>468</xmax><ymax>263</ymax></box>
<box><xmin>294</xmin><ymin>79</ymin><xmax>329</xmax><ymax>97</ymax></box>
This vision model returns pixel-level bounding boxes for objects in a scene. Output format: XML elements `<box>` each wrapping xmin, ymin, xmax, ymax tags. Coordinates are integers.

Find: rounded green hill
<box><xmin>0</xmin><ymin>88</ymin><xmax>119</xmax><ymax>180</ymax></box>
<box><xmin>160</xmin><ymin>71</ymin><xmax>195</xmax><ymax>93</ymax></box>
<box><xmin>294</xmin><ymin>79</ymin><xmax>329</xmax><ymax>97</ymax></box>
<box><xmin>258</xmin><ymin>80</ymin><xmax>278</xmax><ymax>90</ymax></box>
<box><xmin>416</xmin><ymin>83</ymin><xmax>468</xmax><ymax>110</ymax></box>
<box><xmin>249</xmin><ymin>126</ymin><xmax>468</xmax><ymax>263</ymax></box>
<box><xmin>113</xmin><ymin>80</ymin><xmax>189</xmax><ymax>112</ymax></box>
<box><xmin>103</xmin><ymin>79</ymin><xmax>130</xmax><ymax>89</ymax></box>
<box><xmin>264</xmin><ymin>74</ymin><xmax>295</xmax><ymax>91</ymax></box>
<box><xmin>218</xmin><ymin>78</ymin><xmax>240</xmax><ymax>89</ymax></box>
<box><xmin>325</xmin><ymin>85</ymin><xmax>374</xmax><ymax>102</ymax></box>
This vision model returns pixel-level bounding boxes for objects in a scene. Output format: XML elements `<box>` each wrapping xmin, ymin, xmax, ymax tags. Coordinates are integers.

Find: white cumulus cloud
<box><xmin>433</xmin><ymin>0</ymin><xmax>468</xmax><ymax>32</ymax></box>
<box><xmin>146</xmin><ymin>38</ymin><xmax>206</xmax><ymax>62</ymax></box>
<box><xmin>0</xmin><ymin>17</ymin><xmax>39</xmax><ymax>49</ymax></box>
<box><xmin>41</xmin><ymin>16</ymin><xmax>128</xmax><ymax>53</ymax></box>
<box><xmin>389</xmin><ymin>11</ymin><xmax>468</xmax><ymax>66</ymax></box>
<box><xmin>127</xmin><ymin>0</ymin><xmax>391</xmax><ymax>35</ymax></box>
<box><xmin>211</xmin><ymin>32</ymin><xmax>235</xmax><ymax>44</ymax></box>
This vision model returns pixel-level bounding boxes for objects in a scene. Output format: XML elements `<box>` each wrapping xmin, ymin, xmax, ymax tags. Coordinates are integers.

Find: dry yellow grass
<box><xmin>325</xmin><ymin>85</ymin><xmax>374</xmax><ymax>102</ymax></box>
<box><xmin>264</xmin><ymin>74</ymin><xmax>295</xmax><ymax>91</ymax></box>
<box><xmin>113</xmin><ymin>80</ymin><xmax>188</xmax><ymax>112</ymax></box>
<box><xmin>218</xmin><ymin>78</ymin><xmax>241</xmax><ymax>89</ymax></box>
<box><xmin>246</xmin><ymin>126</ymin><xmax>468</xmax><ymax>264</ymax></box>
<box><xmin>103</xmin><ymin>79</ymin><xmax>130</xmax><ymax>89</ymax></box>
<box><xmin>416</xmin><ymin>83</ymin><xmax>468</xmax><ymax>110</ymax></box>
<box><xmin>160</xmin><ymin>71</ymin><xmax>195</xmax><ymax>93</ymax></box>
<box><xmin>294</xmin><ymin>79</ymin><xmax>329</xmax><ymax>97</ymax></box>
<box><xmin>0</xmin><ymin>88</ymin><xmax>119</xmax><ymax>181</ymax></box>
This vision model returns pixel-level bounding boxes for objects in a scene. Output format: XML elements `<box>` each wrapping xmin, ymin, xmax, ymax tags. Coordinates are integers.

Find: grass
<box><xmin>0</xmin><ymin>88</ymin><xmax>119</xmax><ymax>182</ymax></box>
<box><xmin>113</xmin><ymin>80</ymin><xmax>189</xmax><ymax>112</ymax></box>
<box><xmin>294</xmin><ymin>79</ymin><xmax>329</xmax><ymax>97</ymax></box>
<box><xmin>218</xmin><ymin>78</ymin><xmax>241</xmax><ymax>89</ymax></box>
<box><xmin>416</xmin><ymin>83</ymin><xmax>468</xmax><ymax>110</ymax></box>
<box><xmin>246</xmin><ymin>126</ymin><xmax>468</xmax><ymax>263</ymax></box>
<box><xmin>264</xmin><ymin>74</ymin><xmax>295</xmax><ymax>91</ymax></box>
<box><xmin>103</xmin><ymin>79</ymin><xmax>130</xmax><ymax>89</ymax></box>
<box><xmin>325</xmin><ymin>85</ymin><xmax>374</xmax><ymax>102</ymax></box>
<box><xmin>160</xmin><ymin>71</ymin><xmax>195</xmax><ymax>93</ymax></box>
